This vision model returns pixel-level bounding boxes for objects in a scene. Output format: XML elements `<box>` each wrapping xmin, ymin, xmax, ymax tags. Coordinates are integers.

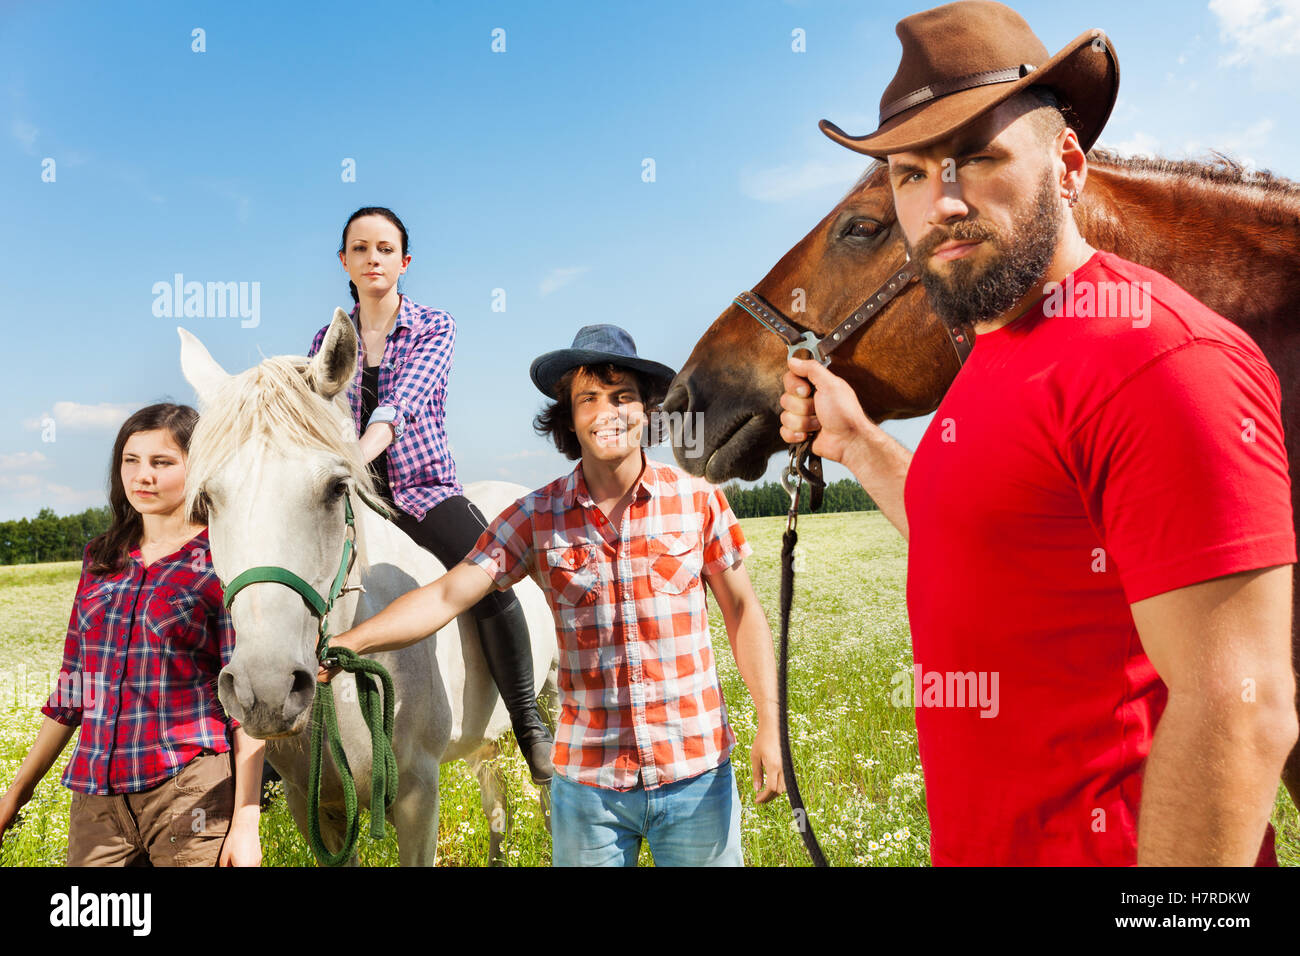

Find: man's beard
<box><xmin>906</xmin><ymin>168</ymin><xmax>1062</xmax><ymax>327</ymax></box>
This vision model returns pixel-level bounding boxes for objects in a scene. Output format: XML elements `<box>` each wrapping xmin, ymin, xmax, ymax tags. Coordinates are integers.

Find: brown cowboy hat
<box><xmin>820</xmin><ymin>0</ymin><xmax>1119</xmax><ymax>158</ymax></box>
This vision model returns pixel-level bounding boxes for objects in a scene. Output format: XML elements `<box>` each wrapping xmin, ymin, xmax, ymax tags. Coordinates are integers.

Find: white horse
<box><xmin>177</xmin><ymin>311</ymin><xmax>558</xmax><ymax>865</ymax></box>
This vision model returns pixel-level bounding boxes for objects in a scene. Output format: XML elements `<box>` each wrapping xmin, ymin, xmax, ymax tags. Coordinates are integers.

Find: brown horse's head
<box><xmin>664</xmin><ymin>162</ymin><xmax>963</xmax><ymax>482</ymax></box>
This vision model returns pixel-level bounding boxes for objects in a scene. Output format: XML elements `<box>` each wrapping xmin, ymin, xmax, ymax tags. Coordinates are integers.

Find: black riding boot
<box><xmin>474</xmin><ymin>598</ymin><xmax>554</xmax><ymax>784</ymax></box>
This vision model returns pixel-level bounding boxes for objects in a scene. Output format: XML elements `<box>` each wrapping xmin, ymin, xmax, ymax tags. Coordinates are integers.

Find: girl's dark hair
<box><xmin>87</xmin><ymin>403</ymin><xmax>205</xmax><ymax>575</ymax></box>
<box><xmin>339</xmin><ymin>207</ymin><xmax>410</xmax><ymax>304</ymax></box>
<box><xmin>533</xmin><ymin>364</ymin><xmax>667</xmax><ymax>461</ymax></box>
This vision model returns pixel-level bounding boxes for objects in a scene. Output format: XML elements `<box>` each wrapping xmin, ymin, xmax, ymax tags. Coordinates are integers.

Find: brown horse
<box><xmin>663</xmin><ymin>150</ymin><xmax>1300</xmax><ymax>807</ymax></box>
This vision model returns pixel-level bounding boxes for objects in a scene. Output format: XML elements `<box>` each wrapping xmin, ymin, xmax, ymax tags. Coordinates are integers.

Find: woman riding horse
<box><xmin>309</xmin><ymin>207</ymin><xmax>554</xmax><ymax>785</ymax></box>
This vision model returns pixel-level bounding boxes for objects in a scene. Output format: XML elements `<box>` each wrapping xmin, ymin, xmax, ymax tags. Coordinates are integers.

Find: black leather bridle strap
<box><xmin>817</xmin><ymin>262</ymin><xmax>917</xmax><ymax>361</ymax></box>
<box><xmin>733</xmin><ymin>290</ymin><xmax>807</xmax><ymax>349</ymax></box>
<box><xmin>734</xmin><ymin>262</ymin><xmax>974</xmax><ymax>370</ymax></box>
<box><xmin>733</xmin><ymin>261</ymin><xmax>921</xmax><ymax>365</ymax></box>
<box><xmin>943</xmin><ymin>317</ymin><xmax>974</xmax><ymax>367</ymax></box>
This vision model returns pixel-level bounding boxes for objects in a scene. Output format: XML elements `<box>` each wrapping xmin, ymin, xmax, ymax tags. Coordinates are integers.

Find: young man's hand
<box><xmin>750</xmin><ymin>722</ymin><xmax>785</xmax><ymax>804</ymax></box>
<box><xmin>314</xmin><ymin>561</ymin><xmax>499</xmax><ymax>684</ymax></box>
<box><xmin>316</xmin><ymin>633</ymin><xmax>354</xmax><ymax>683</ymax></box>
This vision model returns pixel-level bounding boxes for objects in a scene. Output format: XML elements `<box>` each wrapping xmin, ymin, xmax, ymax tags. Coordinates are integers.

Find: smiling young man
<box><xmin>323</xmin><ymin>324</ymin><xmax>784</xmax><ymax>866</ymax></box>
<box><xmin>780</xmin><ymin>1</ymin><xmax>1296</xmax><ymax>865</ymax></box>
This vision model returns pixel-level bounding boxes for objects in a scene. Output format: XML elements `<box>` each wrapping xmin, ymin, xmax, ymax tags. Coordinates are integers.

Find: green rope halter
<box><xmin>222</xmin><ymin>489</ymin><xmax>398</xmax><ymax>866</ymax></box>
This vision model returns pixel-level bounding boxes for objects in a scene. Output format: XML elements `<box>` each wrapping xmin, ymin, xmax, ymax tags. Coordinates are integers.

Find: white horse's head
<box><xmin>178</xmin><ymin>310</ymin><xmax>383</xmax><ymax>738</ymax></box>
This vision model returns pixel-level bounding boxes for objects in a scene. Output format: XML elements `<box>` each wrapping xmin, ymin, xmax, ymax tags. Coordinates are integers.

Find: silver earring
<box><xmin>1068</xmin><ymin>187</ymin><xmax>1080</xmax><ymax>208</ymax></box>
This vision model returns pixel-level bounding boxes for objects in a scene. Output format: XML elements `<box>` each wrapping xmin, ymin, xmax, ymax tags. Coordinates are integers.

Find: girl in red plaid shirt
<box><xmin>0</xmin><ymin>404</ymin><xmax>265</xmax><ymax>866</ymax></box>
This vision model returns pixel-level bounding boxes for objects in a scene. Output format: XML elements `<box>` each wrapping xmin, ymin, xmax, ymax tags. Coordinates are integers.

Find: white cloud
<box><xmin>112</xmin><ymin>164</ymin><xmax>164</xmax><ymax>205</ymax></box>
<box><xmin>11</xmin><ymin>117</ymin><xmax>37</xmax><ymax>152</ymax></box>
<box><xmin>0</xmin><ymin>473</ymin><xmax>104</xmax><ymax>516</ymax></box>
<box><xmin>1182</xmin><ymin>117</ymin><xmax>1275</xmax><ymax>168</ymax></box>
<box><xmin>0</xmin><ymin>473</ymin><xmax>42</xmax><ymax>494</ymax></box>
<box><xmin>540</xmin><ymin>266</ymin><xmax>590</xmax><ymax>297</ymax></box>
<box><xmin>739</xmin><ymin>157</ymin><xmax>867</xmax><ymax>202</ymax></box>
<box><xmin>1096</xmin><ymin>130</ymin><xmax>1162</xmax><ymax>158</ymax></box>
<box><xmin>0</xmin><ymin>450</ymin><xmax>50</xmax><ymax>472</ymax></box>
<box><xmin>199</xmin><ymin>179</ymin><xmax>253</xmax><ymax>223</ymax></box>
<box><xmin>498</xmin><ymin>448</ymin><xmax>549</xmax><ymax>460</ymax></box>
<box><xmin>23</xmin><ymin>401</ymin><xmax>135</xmax><ymax>432</ymax></box>
<box><xmin>1209</xmin><ymin>0</ymin><xmax>1300</xmax><ymax>64</ymax></box>
<box><xmin>1098</xmin><ymin>117</ymin><xmax>1276</xmax><ymax>170</ymax></box>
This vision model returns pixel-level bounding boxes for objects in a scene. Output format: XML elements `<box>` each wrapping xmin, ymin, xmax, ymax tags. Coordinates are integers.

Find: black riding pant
<box><xmin>391</xmin><ymin>495</ymin><xmax>515</xmax><ymax>617</ymax></box>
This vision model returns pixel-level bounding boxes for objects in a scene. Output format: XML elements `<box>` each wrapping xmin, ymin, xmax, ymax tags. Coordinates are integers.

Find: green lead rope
<box><xmin>308</xmin><ymin>641</ymin><xmax>398</xmax><ymax>867</ymax></box>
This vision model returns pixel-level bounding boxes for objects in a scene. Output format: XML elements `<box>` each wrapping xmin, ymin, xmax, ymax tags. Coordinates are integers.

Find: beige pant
<box><xmin>66</xmin><ymin>751</ymin><xmax>234</xmax><ymax>867</ymax></box>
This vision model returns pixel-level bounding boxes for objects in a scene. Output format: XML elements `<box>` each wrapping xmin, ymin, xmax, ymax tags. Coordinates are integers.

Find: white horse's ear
<box><xmin>178</xmin><ymin>327</ymin><xmax>232</xmax><ymax>409</ymax></box>
<box><xmin>307</xmin><ymin>308</ymin><xmax>358</xmax><ymax>400</ymax></box>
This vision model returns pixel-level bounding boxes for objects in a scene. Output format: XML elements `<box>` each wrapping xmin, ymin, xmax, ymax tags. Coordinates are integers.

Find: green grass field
<box><xmin>1</xmin><ymin>511</ymin><xmax>1295</xmax><ymax>866</ymax></box>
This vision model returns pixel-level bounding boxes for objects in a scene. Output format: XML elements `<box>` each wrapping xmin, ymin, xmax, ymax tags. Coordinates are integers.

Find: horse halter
<box><xmin>733</xmin><ymin>254</ymin><xmax>974</xmax><ymax>372</ymax></box>
<box><xmin>220</xmin><ymin>489</ymin><xmax>368</xmax><ymax>655</ymax></box>
<box><xmin>732</xmin><ymin>255</ymin><xmax>975</xmax><ymax>508</ymax></box>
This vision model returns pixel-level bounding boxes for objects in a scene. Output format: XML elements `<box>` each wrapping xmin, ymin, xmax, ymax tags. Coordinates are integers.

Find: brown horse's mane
<box><xmin>1087</xmin><ymin>148</ymin><xmax>1300</xmax><ymax>198</ymax></box>
<box><xmin>844</xmin><ymin>150</ymin><xmax>1300</xmax><ymax>215</ymax></box>
<box><xmin>842</xmin><ymin>160</ymin><xmax>886</xmax><ymax>199</ymax></box>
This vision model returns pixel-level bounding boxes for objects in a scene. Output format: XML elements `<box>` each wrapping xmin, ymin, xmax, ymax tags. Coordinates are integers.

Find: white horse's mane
<box><xmin>185</xmin><ymin>354</ymin><xmax>387</xmax><ymax>569</ymax></box>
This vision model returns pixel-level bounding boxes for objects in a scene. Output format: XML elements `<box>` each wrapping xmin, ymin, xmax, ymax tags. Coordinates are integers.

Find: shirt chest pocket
<box><xmin>144</xmin><ymin>591</ymin><xmax>205</xmax><ymax>650</ymax></box>
<box><xmin>544</xmin><ymin>545</ymin><xmax>601</xmax><ymax>606</ymax></box>
<box><xmin>76</xmin><ymin>583</ymin><xmax>118</xmax><ymax>634</ymax></box>
<box><xmin>648</xmin><ymin>532</ymin><xmax>703</xmax><ymax>595</ymax></box>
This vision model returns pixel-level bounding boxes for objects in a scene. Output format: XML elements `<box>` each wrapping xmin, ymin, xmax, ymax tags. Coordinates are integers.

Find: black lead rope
<box><xmin>778</xmin><ymin>442</ymin><xmax>829</xmax><ymax>867</ymax></box>
<box><xmin>734</xmin><ymin>264</ymin><xmax>944</xmax><ymax>868</ymax></box>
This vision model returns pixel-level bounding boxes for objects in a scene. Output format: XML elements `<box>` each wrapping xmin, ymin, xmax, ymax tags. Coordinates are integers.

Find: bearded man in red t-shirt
<box><xmin>780</xmin><ymin>0</ymin><xmax>1297</xmax><ymax>865</ymax></box>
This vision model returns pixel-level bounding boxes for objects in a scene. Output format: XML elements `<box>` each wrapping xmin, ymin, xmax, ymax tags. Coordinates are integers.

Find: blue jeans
<box><xmin>550</xmin><ymin>759</ymin><xmax>744</xmax><ymax>867</ymax></box>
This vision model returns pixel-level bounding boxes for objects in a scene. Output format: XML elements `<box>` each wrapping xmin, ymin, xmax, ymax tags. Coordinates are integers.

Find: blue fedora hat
<box><xmin>529</xmin><ymin>324</ymin><xmax>677</xmax><ymax>399</ymax></box>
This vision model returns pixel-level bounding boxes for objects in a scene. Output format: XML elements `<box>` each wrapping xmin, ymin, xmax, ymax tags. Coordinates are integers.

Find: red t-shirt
<box><xmin>904</xmin><ymin>251</ymin><xmax>1295</xmax><ymax>866</ymax></box>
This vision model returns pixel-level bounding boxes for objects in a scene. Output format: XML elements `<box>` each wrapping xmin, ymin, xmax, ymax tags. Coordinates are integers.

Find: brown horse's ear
<box><xmin>307</xmin><ymin>308</ymin><xmax>358</xmax><ymax>400</ymax></box>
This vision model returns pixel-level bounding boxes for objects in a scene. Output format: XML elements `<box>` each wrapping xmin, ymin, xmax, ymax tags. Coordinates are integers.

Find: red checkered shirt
<box><xmin>42</xmin><ymin>530</ymin><xmax>239</xmax><ymax>795</ymax></box>
<box><xmin>468</xmin><ymin>454</ymin><xmax>751</xmax><ymax>790</ymax></box>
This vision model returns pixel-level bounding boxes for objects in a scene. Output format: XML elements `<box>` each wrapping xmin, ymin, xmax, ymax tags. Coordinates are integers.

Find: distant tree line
<box><xmin>0</xmin><ymin>506</ymin><xmax>112</xmax><ymax>566</ymax></box>
<box><xmin>1</xmin><ymin>480</ymin><xmax>876</xmax><ymax>566</ymax></box>
<box><xmin>720</xmin><ymin>478</ymin><xmax>877</xmax><ymax>518</ymax></box>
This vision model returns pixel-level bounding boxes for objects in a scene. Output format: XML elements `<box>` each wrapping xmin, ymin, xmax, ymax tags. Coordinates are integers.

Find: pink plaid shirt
<box><xmin>308</xmin><ymin>295</ymin><xmax>462</xmax><ymax>521</ymax></box>
<box><xmin>468</xmin><ymin>454</ymin><xmax>751</xmax><ymax>790</ymax></box>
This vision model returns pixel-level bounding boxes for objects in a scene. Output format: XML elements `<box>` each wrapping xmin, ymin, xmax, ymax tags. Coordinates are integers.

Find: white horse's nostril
<box><xmin>231</xmin><ymin>669</ymin><xmax>255</xmax><ymax>711</ymax></box>
<box><xmin>282</xmin><ymin>669</ymin><xmax>316</xmax><ymax>722</ymax></box>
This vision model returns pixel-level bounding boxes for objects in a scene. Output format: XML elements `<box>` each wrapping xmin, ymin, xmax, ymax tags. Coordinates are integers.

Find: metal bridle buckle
<box><xmin>787</xmin><ymin>330</ymin><xmax>830</xmax><ymax>367</ymax></box>
<box><xmin>780</xmin><ymin>447</ymin><xmax>803</xmax><ymax>532</ymax></box>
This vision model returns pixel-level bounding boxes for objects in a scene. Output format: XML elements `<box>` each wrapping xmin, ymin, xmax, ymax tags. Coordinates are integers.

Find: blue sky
<box><xmin>3</xmin><ymin>0</ymin><xmax>1297</xmax><ymax>521</ymax></box>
